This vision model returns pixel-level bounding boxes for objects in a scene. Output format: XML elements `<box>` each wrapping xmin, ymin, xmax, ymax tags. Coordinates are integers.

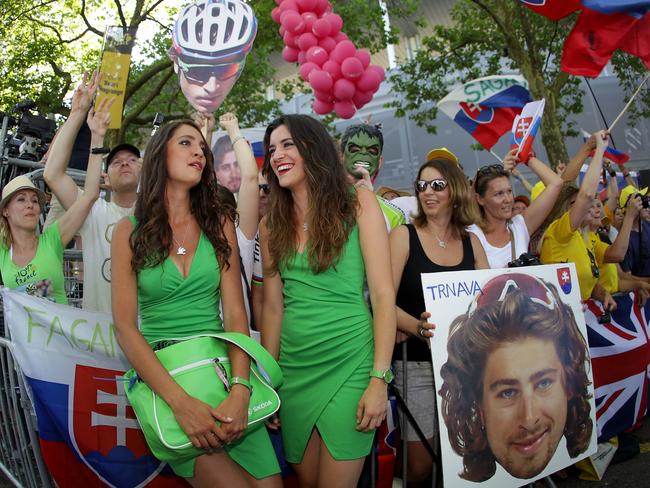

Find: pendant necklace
<box><xmin>172</xmin><ymin>220</ymin><xmax>191</xmax><ymax>256</ymax></box>
<box><xmin>431</xmin><ymin>226</ymin><xmax>450</xmax><ymax>249</ymax></box>
<box><xmin>303</xmin><ymin>222</ymin><xmax>308</xmax><ymax>232</ymax></box>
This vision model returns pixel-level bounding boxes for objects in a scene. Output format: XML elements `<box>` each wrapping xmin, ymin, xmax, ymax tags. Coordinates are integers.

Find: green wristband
<box><xmin>230</xmin><ymin>376</ymin><xmax>252</xmax><ymax>393</ymax></box>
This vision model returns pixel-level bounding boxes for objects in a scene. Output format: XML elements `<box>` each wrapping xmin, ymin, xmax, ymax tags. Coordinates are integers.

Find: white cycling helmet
<box><xmin>172</xmin><ymin>0</ymin><xmax>257</xmax><ymax>62</ymax></box>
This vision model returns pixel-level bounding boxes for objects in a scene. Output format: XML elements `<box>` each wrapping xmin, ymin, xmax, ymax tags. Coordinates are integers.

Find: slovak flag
<box><xmin>438</xmin><ymin>75</ymin><xmax>532</xmax><ymax>150</ymax></box>
<box><xmin>510</xmin><ymin>99</ymin><xmax>545</xmax><ymax>162</ymax></box>
<box><xmin>556</xmin><ymin>266</ymin><xmax>572</xmax><ymax>294</ymax></box>
<box><xmin>518</xmin><ymin>0</ymin><xmax>581</xmax><ymax>20</ymax></box>
<box><xmin>581</xmin><ymin>130</ymin><xmax>630</xmax><ymax>165</ymax></box>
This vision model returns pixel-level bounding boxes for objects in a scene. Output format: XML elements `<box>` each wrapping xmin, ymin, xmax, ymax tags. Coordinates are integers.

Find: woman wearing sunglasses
<box><xmin>389</xmin><ymin>158</ymin><xmax>488</xmax><ymax>485</ymax></box>
<box><xmin>468</xmin><ymin>148</ymin><xmax>563</xmax><ymax>268</ymax></box>
<box><xmin>540</xmin><ymin>131</ymin><xmax>640</xmax><ymax>306</ymax></box>
<box><xmin>260</xmin><ymin>114</ymin><xmax>395</xmax><ymax>487</ymax></box>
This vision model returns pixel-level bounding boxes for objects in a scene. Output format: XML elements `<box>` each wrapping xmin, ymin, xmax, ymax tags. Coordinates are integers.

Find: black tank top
<box><xmin>393</xmin><ymin>224</ymin><xmax>476</xmax><ymax>362</ymax></box>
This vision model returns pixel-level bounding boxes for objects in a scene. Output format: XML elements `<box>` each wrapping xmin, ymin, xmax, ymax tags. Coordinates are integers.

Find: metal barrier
<box><xmin>0</xmin><ymin>337</ymin><xmax>53</xmax><ymax>488</ymax></box>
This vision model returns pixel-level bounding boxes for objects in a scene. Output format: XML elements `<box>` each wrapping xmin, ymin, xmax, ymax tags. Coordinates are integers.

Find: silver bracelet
<box><xmin>230</xmin><ymin>134</ymin><xmax>246</xmax><ymax>146</ymax></box>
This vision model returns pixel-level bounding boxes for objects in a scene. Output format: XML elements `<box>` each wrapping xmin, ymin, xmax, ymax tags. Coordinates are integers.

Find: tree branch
<box><xmin>138</xmin><ymin>0</ymin><xmax>167</xmax><ymax>25</ymax></box>
<box><xmin>80</xmin><ymin>0</ymin><xmax>104</xmax><ymax>36</ymax></box>
<box><xmin>122</xmin><ymin>70</ymin><xmax>174</xmax><ymax>128</ymax></box>
<box><xmin>124</xmin><ymin>59</ymin><xmax>173</xmax><ymax>102</ymax></box>
<box><xmin>26</xmin><ymin>15</ymin><xmax>89</xmax><ymax>44</ymax></box>
<box><xmin>113</xmin><ymin>0</ymin><xmax>128</xmax><ymax>28</ymax></box>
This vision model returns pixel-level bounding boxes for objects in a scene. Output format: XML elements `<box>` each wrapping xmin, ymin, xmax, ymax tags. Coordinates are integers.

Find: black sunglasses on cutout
<box><xmin>259</xmin><ymin>184</ymin><xmax>270</xmax><ymax>194</ymax></box>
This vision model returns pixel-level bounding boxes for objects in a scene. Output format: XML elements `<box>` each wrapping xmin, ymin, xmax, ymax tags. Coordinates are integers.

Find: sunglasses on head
<box><xmin>258</xmin><ymin>183</ymin><xmax>270</xmax><ymax>194</ymax></box>
<box><xmin>473</xmin><ymin>164</ymin><xmax>508</xmax><ymax>191</ymax></box>
<box><xmin>416</xmin><ymin>178</ymin><xmax>448</xmax><ymax>192</ymax></box>
<box><xmin>177</xmin><ymin>57</ymin><xmax>244</xmax><ymax>84</ymax></box>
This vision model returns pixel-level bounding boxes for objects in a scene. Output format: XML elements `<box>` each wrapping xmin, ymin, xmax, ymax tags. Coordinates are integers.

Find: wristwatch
<box><xmin>369</xmin><ymin>369</ymin><xmax>393</xmax><ymax>384</ymax></box>
<box><xmin>91</xmin><ymin>146</ymin><xmax>111</xmax><ymax>154</ymax></box>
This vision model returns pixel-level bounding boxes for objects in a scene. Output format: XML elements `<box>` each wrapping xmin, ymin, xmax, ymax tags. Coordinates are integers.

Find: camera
<box><xmin>2</xmin><ymin>100</ymin><xmax>57</xmax><ymax>161</ymax></box>
<box><xmin>507</xmin><ymin>252</ymin><xmax>541</xmax><ymax>268</ymax></box>
<box><xmin>598</xmin><ymin>311</ymin><xmax>611</xmax><ymax>324</ymax></box>
<box><xmin>640</xmin><ymin>194</ymin><xmax>650</xmax><ymax>209</ymax></box>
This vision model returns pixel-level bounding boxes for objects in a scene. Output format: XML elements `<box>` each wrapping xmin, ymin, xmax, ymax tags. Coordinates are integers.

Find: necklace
<box><xmin>172</xmin><ymin>220</ymin><xmax>191</xmax><ymax>256</ymax></box>
<box><xmin>429</xmin><ymin>225</ymin><xmax>450</xmax><ymax>249</ymax></box>
<box><xmin>303</xmin><ymin>222</ymin><xmax>308</xmax><ymax>232</ymax></box>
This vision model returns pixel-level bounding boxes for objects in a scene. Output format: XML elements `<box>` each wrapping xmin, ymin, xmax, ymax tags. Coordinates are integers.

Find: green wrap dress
<box><xmin>278</xmin><ymin>225</ymin><xmax>375</xmax><ymax>463</ymax></box>
<box><xmin>130</xmin><ymin>216</ymin><xmax>280</xmax><ymax>479</ymax></box>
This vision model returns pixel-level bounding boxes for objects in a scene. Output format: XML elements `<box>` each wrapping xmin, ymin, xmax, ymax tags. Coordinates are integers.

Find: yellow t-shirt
<box><xmin>540</xmin><ymin>211</ymin><xmax>608</xmax><ymax>300</ymax></box>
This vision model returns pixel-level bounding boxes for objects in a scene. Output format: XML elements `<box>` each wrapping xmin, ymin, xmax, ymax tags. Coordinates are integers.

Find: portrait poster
<box><xmin>421</xmin><ymin>264</ymin><xmax>597</xmax><ymax>487</ymax></box>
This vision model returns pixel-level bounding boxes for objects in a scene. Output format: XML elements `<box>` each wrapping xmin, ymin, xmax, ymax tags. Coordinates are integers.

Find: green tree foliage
<box><xmin>1</xmin><ymin>0</ymin><xmax>419</xmax><ymax>145</ymax></box>
<box><xmin>388</xmin><ymin>0</ymin><xmax>650</xmax><ymax>166</ymax></box>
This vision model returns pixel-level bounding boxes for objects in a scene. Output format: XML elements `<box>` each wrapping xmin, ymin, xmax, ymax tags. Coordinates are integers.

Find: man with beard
<box><xmin>44</xmin><ymin>74</ymin><xmax>141</xmax><ymax>313</ymax></box>
<box><xmin>439</xmin><ymin>273</ymin><xmax>593</xmax><ymax>482</ymax></box>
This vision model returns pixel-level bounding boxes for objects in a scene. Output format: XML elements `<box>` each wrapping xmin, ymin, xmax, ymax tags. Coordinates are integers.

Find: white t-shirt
<box><xmin>467</xmin><ymin>214</ymin><xmax>530</xmax><ymax>269</ymax></box>
<box><xmin>391</xmin><ymin>196</ymin><xmax>418</xmax><ymax>224</ymax></box>
<box><xmin>78</xmin><ymin>196</ymin><xmax>134</xmax><ymax>312</ymax></box>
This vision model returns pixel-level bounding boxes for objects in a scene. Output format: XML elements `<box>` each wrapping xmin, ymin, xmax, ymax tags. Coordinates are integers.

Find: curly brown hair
<box><xmin>262</xmin><ymin>114</ymin><xmax>356</xmax><ymax>273</ymax></box>
<box><xmin>439</xmin><ymin>280</ymin><xmax>593</xmax><ymax>482</ymax></box>
<box><xmin>130</xmin><ymin>120</ymin><xmax>236</xmax><ymax>271</ymax></box>
<box><xmin>412</xmin><ymin>158</ymin><xmax>480</xmax><ymax>237</ymax></box>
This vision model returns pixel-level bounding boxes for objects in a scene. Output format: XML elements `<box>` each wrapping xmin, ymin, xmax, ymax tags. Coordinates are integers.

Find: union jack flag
<box><xmin>584</xmin><ymin>292</ymin><xmax>650</xmax><ymax>441</ymax></box>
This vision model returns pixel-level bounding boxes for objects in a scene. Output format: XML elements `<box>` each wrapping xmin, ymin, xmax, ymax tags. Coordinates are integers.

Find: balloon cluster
<box><xmin>272</xmin><ymin>0</ymin><xmax>385</xmax><ymax>119</ymax></box>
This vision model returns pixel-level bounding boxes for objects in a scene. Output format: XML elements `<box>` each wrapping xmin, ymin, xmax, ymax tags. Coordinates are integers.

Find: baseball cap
<box><xmin>426</xmin><ymin>147</ymin><xmax>459</xmax><ymax>165</ymax></box>
<box><xmin>376</xmin><ymin>186</ymin><xmax>411</xmax><ymax>199</ymax></box>
<box><xmin>514</xmin><ymin>195</ymin><xmax>530</xmax><ymax>207</ymax></box>
<box><xmin>0</xmin><ymin>175</ymin><xmax>46</xmax><ymax>212</ymax></box>
<box><xmin>619</xmin><ymin>185</ymin><xmax>648</xmax><ymax>209</ymax></box>
<box><xmin>107</xmin><ymin>143</ymin><xmax>140</xmax><ymax>166</ymax></box>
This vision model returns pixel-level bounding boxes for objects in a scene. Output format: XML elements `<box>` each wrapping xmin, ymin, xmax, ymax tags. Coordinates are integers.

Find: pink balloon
<box><xmin>309</xmin><ymin>69</ymin><xmax>333</xmax><ymax>92</ymax></box>
<box><xmin>353</xmin><ymin>89</ymin><xmax>373</xmax><ymax>108</ymax></box>
<box><xmin>297</xmin><ymin>51</ymin><xmax>306</xmax><ymax>64</ymax></box>
<box><xmin>334</xmin><ymin>100</ymin><xmax>356</xmax><ymax>119</ymax></box>
<box><xmin>297</xmin><ymin>0</ymin><xmax>318</xmax><ymax>11</ymax></box>
<box><xmin>271</xmin><ymin>7</ymin><xmax>282</xmax><ymax>23</ymax></box>
<box><xmin>367</xmin><ymin>64</ymin><xmax>385</xmax><ymax>82</ymax></box>
<box><xmin>322</xmin><ymin>60</ymin><xmax>341</xmax><ymax>80</ymax></box>
<box><xmin>356</xmin><ymin>49</ymin><xmax>371</xmax><ymax>69</ymax></box>
<box><xmin>313</xmin><ymin>99</ymin><xmax>334</xmax><ymax>115</ymax></box>
<box><xmin>312</xmin><ymin>18</ymin><xmax>332</xmax><ymax>38</ymax></box>
<box><xmin>281</xmin><ymin>11</ymin><xmax>304</xmax><ymax>34</ymax></box>
<box><xmin>314</xmin><ymin>0</ymin><xmax>330</xmax><ymax>14</ymax></box>
<box><xmin>324</xmin><ymin>13</ymin><xmax>343</xmax><ymax>36</ymax></box>
<box><xmin>306</xmin><ymin>46</ymin><xmax>328</xmax><ymax>66</ymax></box>
<box><xmin>297</xmin><ymin>32</ymin><xmax>318</xmax><ymax>51</ymax></box>
<box><xmin>318</xmin><ymin>36</ymin><xmax>336</xmax><ymax>53</ymax></box>
<box><xmin>333</xmin><ymin>32</ymin><xmax>348</xmax><ymax>43</ymax></box>
<box><xmin>333</xmin><ymin>78</ymin><xmax>356</xmax><ymax>100</ymax></box>
<box><xmin>301</xmin><ymin>12</ymin><xmax>317</xmax><ymax>32</ymax></box>
<box><xmin>300</xmin><ymin>62</ymin><xmax>320</xmax><ymax>81</ymax></box>
<box><xmin>331</xmin><ymin>40</ymin><xmax>356</xmax><ymax>64</ymax></box>
<box><xmin>283</xmin><ymin>31</ymin><xmax>297</xmax><ymax>47</ymax></box>
<box><xmin>341</xmin><ymin>57</ymin><xmax>363</xmax><ymax>80</ymax></box>
<box><xmin>313</xmin><ymin>89</ymin><xmax>333</xmax><ymax>102</ymax></box>
<box><xmin>275</xmin><ymin>0</ymin><xmax>283</xmax><ymax>5</ymax></box>
<box><xmin>282</xmin><ymin>46</ymin><xmax>299</xmax><ymax>63</ymax></box>
<box><xmin>279</xmin><ymin>24</ymin><xmax>286</xmax><ymax>37</ymax></box>
<box><xmin>278</xmin><ymin>0</ymin><xmax>299</xmax><ymax>13</ymax></box>
<box><xmin>356</xmin><ymin>69</ymin><xmax>381</xmax><ymax>92</ymax></box>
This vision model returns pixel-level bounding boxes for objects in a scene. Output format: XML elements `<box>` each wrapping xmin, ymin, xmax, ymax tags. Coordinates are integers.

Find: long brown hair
<box><xmin>130</xmin><ymin>120</ymin><xmax>236</xmax><ymax>271</ymax></box>
<box><xmin>412</xmin><ymin>159</ymin><xmax>479</xmax><ymax>238</ymax></box>
<box><xmin>262</xmin><ymin>114</ymin><xmax>356</xmax><ymax>273</ymax></box>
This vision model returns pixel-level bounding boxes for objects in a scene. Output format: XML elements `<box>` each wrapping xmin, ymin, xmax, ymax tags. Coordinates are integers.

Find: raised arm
<box><xmin>57</xmin><ymin>98</ymin><xmax>113</xmax><ymax>246</ymax></box>
<box><xmin>604</xmin><ymin>194</ymin><xmax>642</xmax><ymax>263</ymax></box>
<box><xmin>564</xmin><ymin>133</ymin><xmax>597</xmax><ymax>183</ymax></box>
<box><xmin>43</xmin><ymin>72</ymin><xmax>98</xmax><ymax>209</ymax></box>
<box><xmin>511</xmin><ymin>167</ymin><xmax>534</xmax><ymax>193</ymax></box>
<box><xmin>356</xmin><ymin>187</ymin><xmax>396</xmax><ymax>432</ymax></box>
<box><xmin>220</xmin><ymin>113</ymin><xmax>259</xmax><ymax>239</ymax></box>
<box><xmin>604</xmin><ymin>163</ymin><xmax>619</xmax><ymax>213</ymax></box>
<box><xmin>260</xmin><ymin>219</ymin><xmax>283</xmax><ymax>359</ymax></box>
<box><xmin>522</xmin><ymin>154</ymin><xmax>563</xmax><ymax>235</ymax></box>
<box><xmin>569</xmin><ymin>131</ymin><xmax>608</xmax><ymax>231</ymax></box>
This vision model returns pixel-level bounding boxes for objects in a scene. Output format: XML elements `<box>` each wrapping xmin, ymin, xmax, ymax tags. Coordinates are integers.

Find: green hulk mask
<box><xmin>342</xmin><ymin>131</ymin><xmax>383</xmax><ymax>181</ymax></box>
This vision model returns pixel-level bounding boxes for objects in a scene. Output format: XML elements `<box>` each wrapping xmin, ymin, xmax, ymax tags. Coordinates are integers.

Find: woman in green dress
<box><xmin>260</xmin><ymin>114</ymin><xmax>396</xmax><ymax>487</ymax></box>
<box><xmin>111</xmin><ymin>120</ymin><xmax>281</xmax><ymax>487</ymax></box>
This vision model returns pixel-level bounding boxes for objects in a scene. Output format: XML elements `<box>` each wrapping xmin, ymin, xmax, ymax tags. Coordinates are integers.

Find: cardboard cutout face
<box><xmin>343</xmin><ymin>132</ymin><xmax>382</xmax><ymax>179</ymax></box>
<box><xmin>170</xmin><ymin>0</ymin><xmax>257</xmax><ymax>113</ymax></box>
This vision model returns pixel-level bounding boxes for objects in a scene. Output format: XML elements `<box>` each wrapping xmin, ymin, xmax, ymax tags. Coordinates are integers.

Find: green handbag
<box><xmin>124</xmin><ymin>332</ymin><xmax>282</xmax><ymax>463</ymax></box>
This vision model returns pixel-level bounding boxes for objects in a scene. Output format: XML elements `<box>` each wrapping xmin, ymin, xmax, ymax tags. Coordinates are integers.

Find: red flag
<box><xmin>561</xmin><ymin>8</ymin><xmax>645</xmax><ymax>76</ymax></box>
<box><xmin>619</xmin><ymin>11</ymin><xmax>650</xmax><ymax>69</ymax></box>
<box><xmin>518</xmin><ymin>0</ymin><xmax>581</xmax><ymax>20</ymax></box>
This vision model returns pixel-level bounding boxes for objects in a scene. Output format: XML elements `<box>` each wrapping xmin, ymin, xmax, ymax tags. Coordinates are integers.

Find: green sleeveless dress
<box><xmin>278</xmin><ymin>225</ymin><xmax>375</xmax><ymax>463</ymax></box>
<box><xmin>130</xmin><ymin>216</ymin><xmax>280</xmax><ymax>479</ymax></box>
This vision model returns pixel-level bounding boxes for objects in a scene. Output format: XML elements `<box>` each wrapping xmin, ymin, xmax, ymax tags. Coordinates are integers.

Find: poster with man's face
<box><xmin>421</xmin><ymin>264</ymin><xmax>597</xmax><ymax>487</ymax></box>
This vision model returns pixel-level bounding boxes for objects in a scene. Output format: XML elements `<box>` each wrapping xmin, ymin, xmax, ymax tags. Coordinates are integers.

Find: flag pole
<box><xmin>583</xmin><ymin>77</ymin><xmax>617</xmax><ymax>149</ymax></box>
<box><xmin>608</xmin><ymin>72</ymin><xmax>650</xmax><ymax>132</ymax></box>
<box><xmin>489</xmin><ymin>149</ymin><xmax>503</xmax><ymax>163</ymax></box>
